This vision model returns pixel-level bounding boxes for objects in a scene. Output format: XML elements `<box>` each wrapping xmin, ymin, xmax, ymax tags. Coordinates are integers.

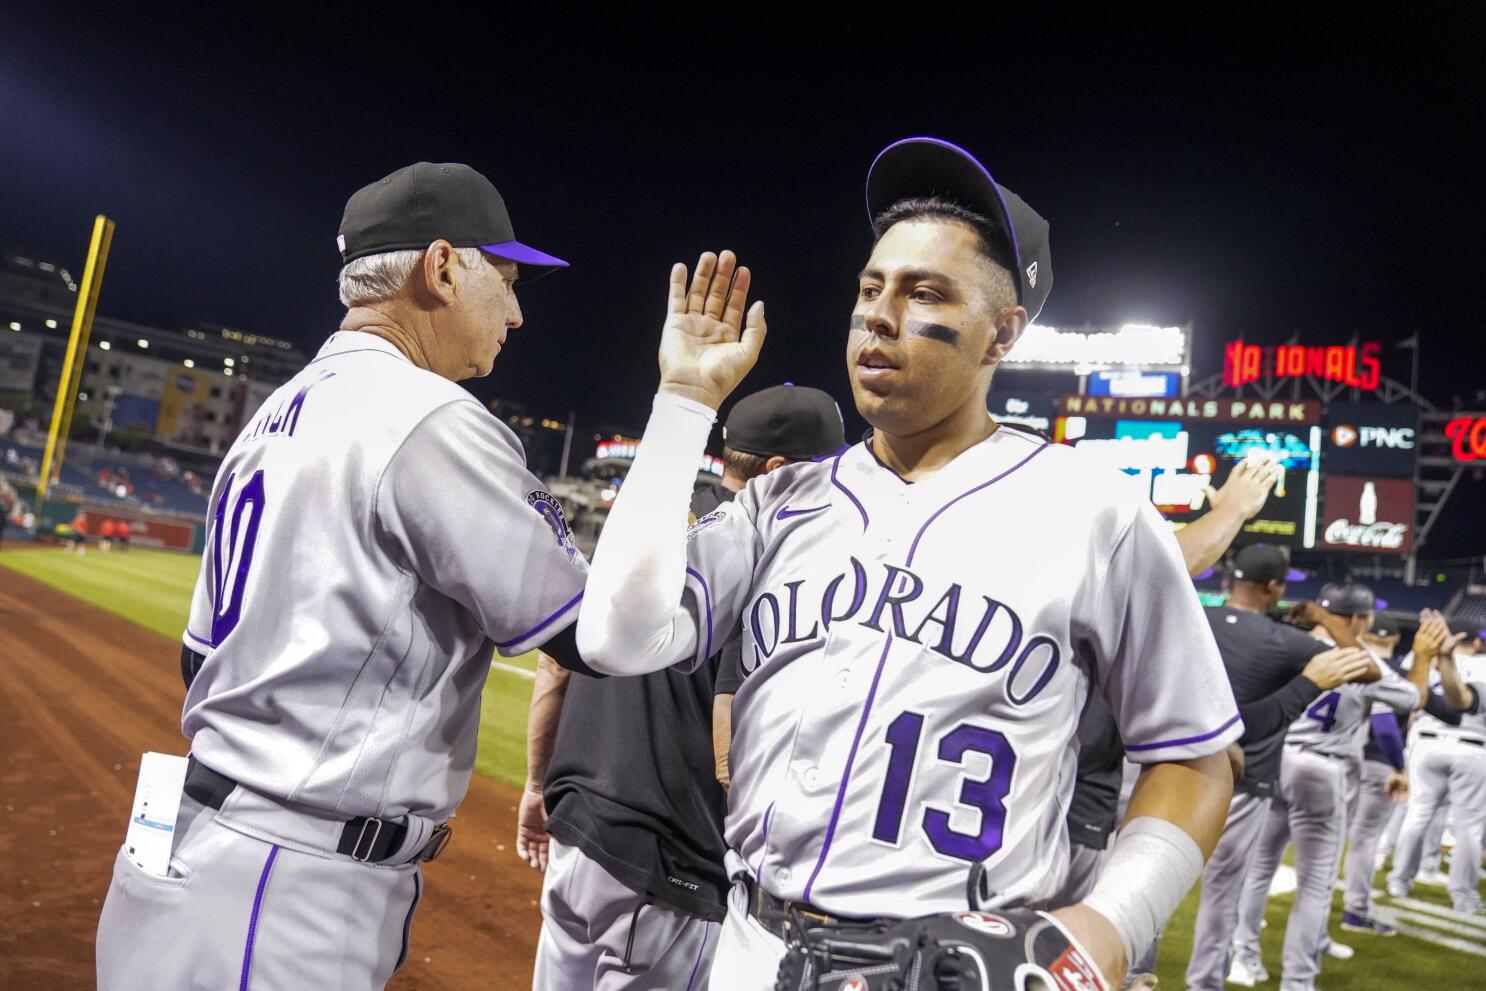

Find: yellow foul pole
<box><xmin>37</xmin><ymin>215</ymin><xmax>116</xmax><ymax>511</ymax></box>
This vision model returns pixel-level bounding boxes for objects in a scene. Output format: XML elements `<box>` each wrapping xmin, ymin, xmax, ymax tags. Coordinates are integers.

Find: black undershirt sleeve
<box><xmin>1238</xmin><ymin>673</ymin><xmax>1322</xmax><ymax>744</ymax></box>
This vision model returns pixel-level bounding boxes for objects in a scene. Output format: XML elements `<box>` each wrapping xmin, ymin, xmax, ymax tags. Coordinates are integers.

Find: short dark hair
<box><xmin>722</xmin><ymin>445</ymin><xmax>769</xmax><ymax>481</ymax></box>
<box><xmin>871</xmin><ymin>196</ymin><xmax>1014</xmax><ymax>272</ymax></box>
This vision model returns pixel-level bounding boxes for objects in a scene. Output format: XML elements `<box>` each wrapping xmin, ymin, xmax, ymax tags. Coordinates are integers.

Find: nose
<box><xmin>860</xmin><ymin>296</ymin><xmax>899</xmax><ymax>341</ymax></box>
<box><xmin>507</xmin><ymin>293</ymin><xmax>524</xmax><ymax>330</ymax></box>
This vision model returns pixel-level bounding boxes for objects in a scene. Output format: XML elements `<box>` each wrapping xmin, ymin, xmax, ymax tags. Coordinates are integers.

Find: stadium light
<box><xmin>8</xmin><ymin>322</ymin><xmax>19</xmax><ymax>331</ymax></box>
<box><xmin>79</xmin><ymin>392</ymin><xmax>89</xmax><ymax>402</ymax></box>
<box><xmin>46</xmin><ymin>319</ymin><xmax>58</xmax><ymax>329</ymax></box>
<box><xmin>183</xmin><ymin>359</ymin><xmax>195</xmax><ymax>368</ymax></box>
<box><xmin>99</xmin><ymin>340</ymin><xmax>111</xmax><ymax>350</ymax></box>
<box><xmin>224</xmin><ymin>367</ymin><xmax>234</xmax><ymax>377</ymax></box>
<box><xmin>224</xmin><ymin>358</ymin><xmax>235</xmax><ymax>367</ymax></box>
<box><xmin>1005</xmin><ymin>323</ymin><xmax>1187</xmax><ymax>368</ymax></box>
<box><xmin>137</xmin><ymin>338</ymin><xmax>149</xmax><ymax>349</ymax></box>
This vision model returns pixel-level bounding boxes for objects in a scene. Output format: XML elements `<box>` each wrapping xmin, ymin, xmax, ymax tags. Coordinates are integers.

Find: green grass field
<box><xmin>0</xmin><ymin>545</ymin><xmax>539</xmax><ymax>789</ymax></box>
<box><xmin>4</xmin><ymin>544</ymin><xmax>1482</xmax><ymax>986</ymax></box>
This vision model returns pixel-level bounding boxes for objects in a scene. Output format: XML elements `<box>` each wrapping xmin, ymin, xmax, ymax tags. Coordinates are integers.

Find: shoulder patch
<box><xmin>526</xmin><ymin>490</ymin><xmax>577</xmax><ymax>560</ymax></box>
<box><xmin>686</xmin><ymin>508</ymin><xmax>727</xmax><ymax>541</ymax></box>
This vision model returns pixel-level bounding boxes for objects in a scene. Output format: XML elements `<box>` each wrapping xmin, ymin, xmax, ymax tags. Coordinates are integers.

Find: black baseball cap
<box><xmin>1232</xmin><ymin>544</ymin><xmax>1290</xmax><ymax>586</ymax></box>
<box><xmin>724</xmin><ymin>384</ymin><xmax>846</xmax><ymax>461</ymax></box>
<box><xmin>1318</xmin><ymin>582</ymin><xmax>1376</xmax><ymax>615</ymax></box>
<box><xmin>338</xmin><ymin>162</ymin><xmax>568</xmax><ymax>282</ymax></box>
<box><xmin>866</xmin><ymin>137</ymin><xmax>1053</xmax><ymax>323</ymax></box>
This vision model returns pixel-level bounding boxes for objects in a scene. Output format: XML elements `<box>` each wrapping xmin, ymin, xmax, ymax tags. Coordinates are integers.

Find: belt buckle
<box><xmin>419</xmin><ymin>823</ymin><xmax>453</xmax><ymax>863</ymax></box>
<box><xmin>351</xmin><ymin>817</ymin><xmax>384</xmax><ymax>862</ymax></box>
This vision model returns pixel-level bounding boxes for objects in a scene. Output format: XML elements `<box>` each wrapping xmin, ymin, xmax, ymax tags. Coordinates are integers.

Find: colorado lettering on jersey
<box><xmin>745</xmin><ymin>558</ymin><xmax>1057</xmax><ymax>704</ymax></box>
<box><xmin>244</xmin><ymin>370</ymin><xmax>336</xmax><ymax>441</ymax></box>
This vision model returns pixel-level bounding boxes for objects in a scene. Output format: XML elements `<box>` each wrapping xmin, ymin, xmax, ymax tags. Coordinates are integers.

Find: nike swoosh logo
<box><xmin>776</xmin><ymin>505</ymin><xmax>830</xmax><ymax>521</ymax></box>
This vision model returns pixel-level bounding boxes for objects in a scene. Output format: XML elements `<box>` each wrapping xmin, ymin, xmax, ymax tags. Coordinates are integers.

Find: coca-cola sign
<box><xmin>1320</xmin><ymin>477</ymin><xmax>1414</xmax><ymax>555</ymax></box>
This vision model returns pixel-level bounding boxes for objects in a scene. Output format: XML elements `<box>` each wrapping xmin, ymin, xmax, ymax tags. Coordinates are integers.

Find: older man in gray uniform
<box><xmin>96</xmin><ymin>163</ymin><xmax>591</xmax><ymax>990</ymax></box>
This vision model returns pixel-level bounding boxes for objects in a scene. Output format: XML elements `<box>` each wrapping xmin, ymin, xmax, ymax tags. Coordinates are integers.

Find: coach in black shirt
<box><xmin>522</xmin><ymin>384</ymin><xmax>843</xmax><ymax>990</ymax></box>
<box><xmin>1185</xmin><ymin>545</ymin><xmax>1376</xmax><ymax>990</ymax></box>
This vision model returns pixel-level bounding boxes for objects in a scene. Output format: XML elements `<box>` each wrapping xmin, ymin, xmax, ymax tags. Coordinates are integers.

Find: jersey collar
<box><xmin>313</xmin><ymin>330</ymin><xmax>414</xmax><ymax>365</ymax></box>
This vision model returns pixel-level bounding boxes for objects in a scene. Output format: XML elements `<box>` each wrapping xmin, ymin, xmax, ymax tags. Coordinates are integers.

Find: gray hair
<box><xmin>337</xmin><ymin>246</ymin><xmax>486</xmax><ymax>307</ymax></box>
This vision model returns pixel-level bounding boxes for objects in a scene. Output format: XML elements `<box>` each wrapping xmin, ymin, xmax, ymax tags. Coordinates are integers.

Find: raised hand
<box><xmin>1206</xmin><ymin>457</ymin><xmax>1283</xmax><ymax>520</ymax></box>
<box><xmin>657</xmin><ymin>250</ymin><xmax>768</xmax><ymax>410</ymax></box>
<box><xmin>1415</xmin><ymin>609</ymin><xmax>1466</xmax><ymax>666</ymax></box>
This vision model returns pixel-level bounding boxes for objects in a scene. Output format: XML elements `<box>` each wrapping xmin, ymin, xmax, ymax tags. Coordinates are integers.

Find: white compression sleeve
<box><xmin>1080</xmin><ymin>816</ymin><xmax>1204</xmax><ymax>967</ymax></box>
<box><xmin>575</xmin><ymin>392</ymin><xmax>716</xmax><ymax>675</ymax></box>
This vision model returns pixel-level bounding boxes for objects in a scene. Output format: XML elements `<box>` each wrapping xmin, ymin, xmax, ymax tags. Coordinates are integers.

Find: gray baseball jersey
<box><xmin>180</xmin><ymin>332</ymin><xmax>588</xmax><ymax>820</ymax></box>
<box><xmin>670</xmin><ymin>428</ymin><xmax>1241</xmax><ymax>917</ymax></box>
<box><xmin>1284</xmin><ymin>637</ymin><xmax>1417</xmax><ymax>757</ymax></box>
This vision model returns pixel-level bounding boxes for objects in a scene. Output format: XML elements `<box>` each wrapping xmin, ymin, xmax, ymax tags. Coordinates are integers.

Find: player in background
<box><xmin>98</xmin><ymin>516</ymin><xmax>117</xmax><ymax>553</ymax></box>
<box><xmin>1337</xmin><ymin>616</ymin><xmax>1435</xmax><ymax>934</ymax></box>
<box><xmin>1061</xmin><ymin>455</ymin><xmax>1280</xmax><ymax>989</ymax></box>
<box><xmin>521</xmin><ymin>384</ymin><xmax>843</xmax><ymax>990</ymax></box>
<box><xmin>116</xmin><ymin>517</ymin><xmax>131</xmax><ymax>551</ymax></box>
<box><xmin>1388</xmin><ymin>614</ymin><xmax>1486</xmax><ymax>913</ymax></box>
<box><xmin>1227</xmin><ymin>583</ymin><xmax>1421</xmax><ymax>990</ymax></box>
<box><xmin>577</xmin><ymin>138</ymin><xmax>1242</xmax><ymax>990</ymax></box>
<box><xmin>68</xmin><ymin>510</ymin><xmax>87</xmax><ymax>555</ymax></box>
<box><xmin>1183</xmin><ymin>547</ymin><xmax>1377</xmax><ymax>991</ymax></box>
<box><xmin>96</xmin><ymin>162</ymin><xmax>591</xmax><ymax>991</ymax></box>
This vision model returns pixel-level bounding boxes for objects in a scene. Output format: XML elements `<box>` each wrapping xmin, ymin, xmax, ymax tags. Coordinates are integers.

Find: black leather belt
<box><xmin>743</xmin><ymin>873</ymin><xmax>863</xmax><ymax>941</ymax></box>
<box><xmin>183</xmin><ymin>756</ymin><xmax>452</xmax><ymax>864</ymax></box>
<box><xmin>1418</xmin><ymin>731</ymin><xmax>1485</xmax><ymax>748</ymax></box>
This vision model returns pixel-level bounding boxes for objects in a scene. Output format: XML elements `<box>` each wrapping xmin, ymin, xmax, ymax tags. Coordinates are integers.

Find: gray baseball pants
<box><xmin>533</xmin><ymin>837</ymin><xmax>718</xmax><ymax>990</ymax></box>
<box><xmin>1184</xmin><ymin>790</ymin><xmax>1273</xmax><ymax>991</ymax></box>
<box><xmin>1387</xmin><ymin>737</ymin><xmax>1486</xmax><ymax>911</ymax></box>
<box><xmin>1343</xmin><ymin>759</ymin><xmax>1398</xmax><ymax>917</ymax></box>
<box><xmin>1232</xmin><ymin>748</ymin><xmax>1348</xmax><ymax>991</ymax></box>
<box><xmin>97</xmin><ymin>790</ymin><xmax>421</xmax><ymax>990</ymax></box>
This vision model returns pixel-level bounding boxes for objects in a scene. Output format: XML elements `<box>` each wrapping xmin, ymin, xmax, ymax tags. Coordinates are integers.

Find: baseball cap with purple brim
<box><xmin>338</xmin><ymin>162</ymin><xmax>568</xmax><ymax>283</ymax></box>
<box><xmin>865</xmin><ymin>138</ymin><xmax>1052</xmax><ymax>323</ymax></box>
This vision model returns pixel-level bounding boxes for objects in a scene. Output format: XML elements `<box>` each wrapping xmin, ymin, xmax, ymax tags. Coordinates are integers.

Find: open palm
<box><xmin>658</xmin><ymin>250</ymin><xmax>768</xmax><ymax>409</ymax></box>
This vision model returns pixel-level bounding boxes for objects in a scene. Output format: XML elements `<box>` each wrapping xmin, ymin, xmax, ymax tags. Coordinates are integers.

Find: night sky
<box><xmin>5</xmin><ymin>9</ymin><xmax>1484</xmax><ymax>553</ymax></box>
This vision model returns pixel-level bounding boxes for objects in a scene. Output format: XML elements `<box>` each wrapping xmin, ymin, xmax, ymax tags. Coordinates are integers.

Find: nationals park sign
<box><xmin>1059</xmin><ymin>395</ymin><xmax>1321</xmax><ymax>425</ymax></box>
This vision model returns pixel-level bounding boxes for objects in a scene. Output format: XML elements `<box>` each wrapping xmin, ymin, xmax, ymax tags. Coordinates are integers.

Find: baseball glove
<box><xmin>773</xmin><ymin>907</ymin><xmax>1108</xmax><ymax>991</ymax></box>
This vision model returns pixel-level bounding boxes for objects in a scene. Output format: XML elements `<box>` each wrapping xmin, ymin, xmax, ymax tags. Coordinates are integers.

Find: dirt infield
<box><xmin>0</xmin><ymin>565</ymin><xmax>542</xmax><ymax>990</ymax></box>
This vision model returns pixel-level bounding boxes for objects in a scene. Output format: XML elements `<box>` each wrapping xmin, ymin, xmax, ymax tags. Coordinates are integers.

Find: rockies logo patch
<box><xmin>526</xmin><ymin>490</ymin><xmax>577</xmax><ymax>560</ymax></box>
<box><xmin>686</xmin><ymin>508</ymin><xmax>727</xmax><ymax>541</ymax></box>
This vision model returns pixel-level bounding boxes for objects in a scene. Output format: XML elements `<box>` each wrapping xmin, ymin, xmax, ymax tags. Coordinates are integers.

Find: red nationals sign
<box><xmin>1445</xmin><ymin>417</ymin><xmax>1486</xmax><ymax>462</ymax></box>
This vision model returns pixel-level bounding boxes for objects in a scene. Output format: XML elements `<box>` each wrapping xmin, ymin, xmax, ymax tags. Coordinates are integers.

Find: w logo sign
<box><xmin>210</xmin><ymin>470</ymin><xmax>268</xmax><ymax>645</ymax></box>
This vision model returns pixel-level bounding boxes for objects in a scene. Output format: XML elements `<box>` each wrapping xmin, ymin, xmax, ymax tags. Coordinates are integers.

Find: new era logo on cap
<box><xmin>1026</xmin><ymin>261</ymin><xmax>1038</xmax><ymax>288</ymax></box>
<box><xmin>1332</xmin><ymin>424</ymin><xmax>1358</xmax><ymax>447</ymax></box>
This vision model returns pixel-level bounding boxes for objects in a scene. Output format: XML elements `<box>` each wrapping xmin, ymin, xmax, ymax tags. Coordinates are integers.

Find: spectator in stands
<box><xmin>117</xmin><ymin>518</ymin><xmax>132</xmax><ymax>551</ymax></box>
<box><xmin>68</xmin><ymin>511</ymin><xmax>88</xmax><ymax>555</ymax></box>
<box><xmin>0</xmin><ymin>484</ymin><xmax>12</xmax><ymax>548</ymax></box>
<box><xmin>99</xmin><ymin>517</ymin><xmax>117</xmax><ymax>553</ymax></box>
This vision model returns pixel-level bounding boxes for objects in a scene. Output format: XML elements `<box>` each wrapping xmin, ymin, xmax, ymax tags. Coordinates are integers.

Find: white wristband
<box><xmin>1080</xmin><ymin>816</ymin><xmax>1204</xmax><ymax>968</ymax></box>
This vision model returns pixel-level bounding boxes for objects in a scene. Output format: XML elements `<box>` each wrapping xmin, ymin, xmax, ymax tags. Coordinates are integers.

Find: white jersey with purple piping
<box><xmin>180</xmin><ymin>332</ymin><xmax>588</xmax><ymax>821</ymax></box>
<box><xmin>677</xmin><ymin>426</ymin><xmax>1241</xmax><ymax>918</ymax></box>
<box><xmin>1284</xmin><ymin>635</ymin><xmax>1418</xmax><ymax>758</ymax></box>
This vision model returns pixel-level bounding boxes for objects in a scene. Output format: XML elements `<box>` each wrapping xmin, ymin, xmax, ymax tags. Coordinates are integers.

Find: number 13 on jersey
<box><xmin>871</xmin><ymin>711</ymin><xmax>1017</xmax><ymax>862</ymax></box>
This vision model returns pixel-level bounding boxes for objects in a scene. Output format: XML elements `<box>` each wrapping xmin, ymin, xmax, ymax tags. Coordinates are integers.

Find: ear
<box><xmin>420</xmin><ymin>240</ymin><xmax>460</xmax><ymax>306</ymax></box>
<box><xmin>982</xmin><ymin>305</ymin><xmax>1028</xmax><ymax>367</ymax></box>
<box><xmin>762</xmin><ymin>455</ymin><xmax>791</xmax><ymax>475</ymax></box>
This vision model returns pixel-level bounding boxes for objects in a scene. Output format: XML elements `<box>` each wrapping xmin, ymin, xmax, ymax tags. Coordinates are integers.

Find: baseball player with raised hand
<box><xmin>96</xmin><ymin>162</ymin><xmax>593</xmax><ymax>990</ymax></box>
<box><xmin>576</xmin><ymin>138</ymin><xmax>1243</xmax><ymax>991</ymax></box>
<box><xmin>520</xmin><ymin>384</ymin><xmax>844</xmax><ymax>991</ymax></box>
<box><xmin>1226</xmin><ymin>583</ymin><xmax>1420</xmax><ymax>990</ymax></box>
<box><xmin>1388</xmin><ymin>611</ymin><xmax>1486</xmax><ymax>913</ymax></box>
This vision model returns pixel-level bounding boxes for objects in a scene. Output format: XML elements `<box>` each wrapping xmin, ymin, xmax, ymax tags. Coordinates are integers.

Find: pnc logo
<box><xmin>841</xmin><ymin>978</ymin><xmax>869</xmax><ymax>991</ymax></box>
<box><xmin>1332</xmin><ymin>424</ymin><xmax>1358</xmax><ymax>448</ymax></box>
<box><xmin>1331</xmin><ymin>424</ymin><xmax>1414</xmax><ymax>451</ymax></box>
